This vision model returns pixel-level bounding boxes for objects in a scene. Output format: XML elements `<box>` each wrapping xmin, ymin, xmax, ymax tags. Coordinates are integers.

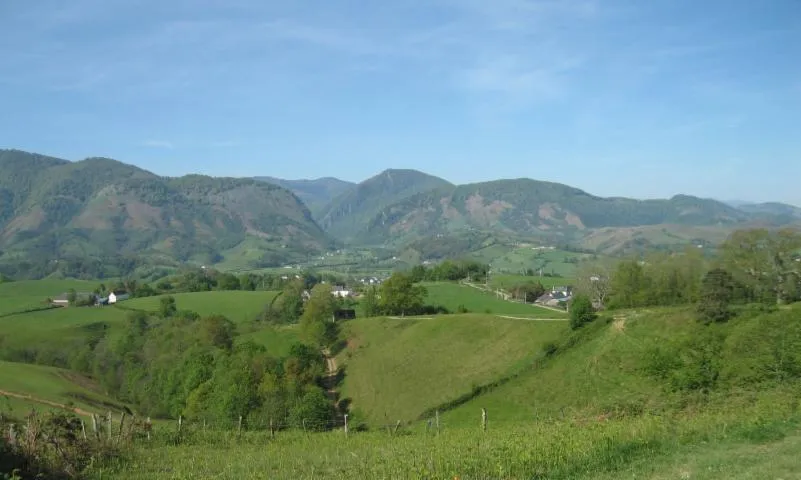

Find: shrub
<box><xmin>569</xmin><ymin>295</ymin><xmax>596</xmax><ymax>330</ymax></box>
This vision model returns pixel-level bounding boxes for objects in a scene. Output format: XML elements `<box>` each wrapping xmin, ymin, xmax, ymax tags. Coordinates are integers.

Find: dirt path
<box><xmin>495</xmin><ymin>315</ymin><xmax>568</xmax><ymax>322</ymax></box>
<box><xmin>0</xmin><ymin>389</ymin><xmax>94</xmax><ymax>417</ymax></box>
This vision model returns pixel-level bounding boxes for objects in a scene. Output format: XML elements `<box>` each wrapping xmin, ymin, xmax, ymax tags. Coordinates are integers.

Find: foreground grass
<box><xmin>98</xmin><ymin>395</ymin><xmax>801</xmax><ymax>479</ymax></box>
<box><xmin>424</xmin><ymin>282</ymin><xmax>566</xmax><ymax>317</ymax></box>
<box><xmin>121</xmin><ymin>290</ymin><xmax>278</xmax><ymax>323</ymax></box>
<box><xmin>338</xmin><ymin>314</ymin><xmax>566</xmax><ymax>425</ymax></box>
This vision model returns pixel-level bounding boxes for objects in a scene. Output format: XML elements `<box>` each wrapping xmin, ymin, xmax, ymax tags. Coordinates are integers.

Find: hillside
<box><xmin>356</xmin><ymin>179</ymin><xmax>798</xmax><ymax>251</ymax></box>
<box><xmin>336</xmin><ymin>314</ymin><xmax>566</xmax><ymax>425</ymax></box>
<box><xmin>0</xmin><ymin>150</ymin><xmax>333</xmax><ymax>278</ymax></box>
<box><xmin>444</xmin><ymin>304</ymin><xmax>801</xmax><ymax>426</ymax></box>
<box><xmin>254</xmin><ymin>176</ymin><xmax>355</xmax><ymax>216</ymax></box>
<box><xmin>0</xmin><ymin>360</ymin><xmax>128</xmax><ymax>417</ymax></box>
<box><xmin>315</xmin><ymin>169</ymin><xmax>453</xmax><ymax>242</ymax></box>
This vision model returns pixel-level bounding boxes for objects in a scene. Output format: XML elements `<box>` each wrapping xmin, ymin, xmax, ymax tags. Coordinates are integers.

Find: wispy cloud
<box><xmin>141</xmin><ymin>140</ymin><xmax>174</xmax><ymax>149</ymax></box>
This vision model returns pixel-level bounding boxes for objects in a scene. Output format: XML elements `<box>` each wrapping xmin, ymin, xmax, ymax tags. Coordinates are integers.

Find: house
<box><xmin>535</xmin><ymin>286</ymin><xmax>573</xmax><ymax>308</ymax></box>
<box><xmin>334</xmin><ymin>309</ymin><xmax>356</xmax><ymax>321</ymax></box>
<box><xmin>331</xmin><ymin>286</ymin><xmax>352</xmax><ymax>298</ymax></box>
<box><xmin>108</xmin><ymin>291</ymin><xmax>130</xmax><ymax>304</ymax></box>
<box><xmin>51</xmin><ymin>294</ymin><xmax>70</xmax><ymax>306</ymax></box>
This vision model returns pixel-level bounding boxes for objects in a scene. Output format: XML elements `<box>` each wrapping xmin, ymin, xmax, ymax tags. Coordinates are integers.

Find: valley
<box><xmin>2</xmin><ymin>150</ymin><xmax>801</xmax><ymax>479</ymax></box>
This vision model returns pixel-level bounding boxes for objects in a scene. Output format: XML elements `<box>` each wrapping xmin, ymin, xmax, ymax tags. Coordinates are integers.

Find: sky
<box><xmin>1</xmin><ymin>0</ymin><xmax>800</xmax><ymax>205</ymax></box>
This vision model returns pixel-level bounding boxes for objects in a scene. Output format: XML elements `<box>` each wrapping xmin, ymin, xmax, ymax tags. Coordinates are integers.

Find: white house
<box><xmin>108</xmin><ymin>292</ymin><xmax>130</xmax><ymax>304</ymax></box>
<box><xmin>331</xmin><ymin>286</ymin><xmax>352</xmax><ymax>298</ymax></box>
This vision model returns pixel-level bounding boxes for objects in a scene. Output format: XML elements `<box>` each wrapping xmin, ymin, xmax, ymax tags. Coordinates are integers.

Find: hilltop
<box><xmin>314</xmin><ymin>169</ymin><xmax>453</xmax><ymax>242</ymax></box>
<box><xmin>0</xmin><ymin>150</ymin><xmax>333</xmax><ymax>278</ymax></box>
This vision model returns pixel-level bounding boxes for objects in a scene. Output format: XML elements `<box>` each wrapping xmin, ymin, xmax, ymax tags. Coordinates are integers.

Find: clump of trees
<box><xmin>408</xmin><ymin>260</ymin><xmax>488</xmax><ymax>283</ymax></box>
<box><xmin>573</xmin><ymin>228</ymin><xmax>801</xmax><ymax>325</ymax></box>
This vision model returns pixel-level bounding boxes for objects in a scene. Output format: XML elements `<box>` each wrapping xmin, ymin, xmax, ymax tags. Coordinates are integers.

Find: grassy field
<box><xmin>0</xmin><ymin>279</ymin><xmax>97</xmax><ymax>316</ymax></box>
<box><xmin>238</xmin><ymin>324</ymin><xmax>300</xmax><ymax>357</ymax></box>
<box><xmin>0</xmin><ymin>306</ymin><xmax>128</xmax><ymax>352</ymax></box>
<box><xmin>122</xmin><ymin>291</ymin><xmax>278</xmax><ymax>323</ymax></box>
<box><xmin>424</xmin><ymin>282</ymin><xmax>567</xmax><ymax>317</ymax></box>
<box><xmin>100</xmin><ymin>393</ymin><xmax>801</xmax><ymax>479</ymax></box>
<box><xmin>487</xmin><ymin>247</ymin><xmax>592</xmax><ymax>278</ymax></box>
<box><xmin>0</xmin><ymin>360</ymin><xmax>128</xmax><ymax>417</ymax></box>
<box><xmin>337</xmin><ymin>314</ymin><xmax>566</xmax><ymax>425</ymax></box>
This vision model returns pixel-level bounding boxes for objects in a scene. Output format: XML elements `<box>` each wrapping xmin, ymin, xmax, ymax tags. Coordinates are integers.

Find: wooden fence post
<box><xmin>393</xmin><ymin>420</ymin><xmax>401</xmax><ymax>435</ymax></box>
<box><xmin>302</xmin><ymin>418</ymin><xmax>307</xmax><ymax>433</ymax></box>
<box><xmin>270</xmin><ymin>418</ymin><xmax>275</xmax><ymax>438</ymax></box>
<box><xmin>91</xmin><ymin>414</ymin><xmax>99</xmax><ymax>440</ymax></box>
<box><xmin>237</xmin><ymin>416</ymin><xmax>243</xmax><ymax>438</ymax></box>
<box><xmin>343</xmin><ymin>414</ymin><xmax>348</xmax><ymax>436</ymax></box>
<box><xmin>481</xmin><ymin>408</ymin><xmax>487</xmax><ymax>432</ymax></box>
<box><xmin>178</xmin><ymin>415</ymin><xmax>183</xmax><ymax>433</ymax></box>
<box><xmin>146</xmin><ymin>417</ymin><xmax>152</xmax><ymax>441</ymax></box>
<box><xmin>119</xmin><ymin>412</ymin><xmax>126</xmax><ymax>441</ymax></box>
<box><xmin>81</xmin><ymin>419</ymin><xmax>87</xmax><ymax>440</ymax></box>
<box><xmin>435</xmin><ymin>410</ymin><xmax>440</xmax><ymax>435</ymax></box>
<box><xmin>106</xmin><ymin>411</ymin><xmax>112</xmax><ymax>440</ymax></box>
<box><xmin>7</xmin><ymin>424</ymin><xmax>15</xmax><ymax>446</ymax></box>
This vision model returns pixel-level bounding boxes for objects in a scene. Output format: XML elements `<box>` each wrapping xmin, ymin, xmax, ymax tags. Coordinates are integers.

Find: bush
<box><xmin>569</xmin><ymin>295</ymin><xmax>596</xmax><ymax>330</ymax></box>
<box><xmin>542</xmin><ymin>341</ymin><xmax>558</xmax><ymax>357</ymax></box>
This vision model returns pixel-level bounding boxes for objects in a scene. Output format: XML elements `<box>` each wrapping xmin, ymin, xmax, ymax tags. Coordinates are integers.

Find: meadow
<box><xmin>0</xmin><ymin>278</ymin><xmax>97</xmax><ymax>316</ymax></box>
<box><xmin>0</xmin><ymin>306</ymin><xmax>128</xmax><ymax>353</ymax></box>
<box><xmin>337</xmin><ymin>314</ymin><xmax>566</xmax><ymax>426</ymax></box>
<box><xmin>424</xmin><ymin>282</ymin><xmax>566</xmax><ymax>317</ymax></box>
<box><xmin>122</xmin><ymin>290</ymin><xmax>278</xmax><ymax>324</ymax></box>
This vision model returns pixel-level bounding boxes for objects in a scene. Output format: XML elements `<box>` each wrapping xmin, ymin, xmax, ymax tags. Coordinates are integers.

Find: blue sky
<box><xmin>1</xmin><ymin>0</ymin><xmax>800</xmax><ymax>205</ymax></box>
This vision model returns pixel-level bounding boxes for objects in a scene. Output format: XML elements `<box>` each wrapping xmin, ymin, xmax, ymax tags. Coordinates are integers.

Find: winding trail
<box><xmin>0</xmin><ymin>389</ymin><xmax>94</xmax><ymax>417</ymax></box>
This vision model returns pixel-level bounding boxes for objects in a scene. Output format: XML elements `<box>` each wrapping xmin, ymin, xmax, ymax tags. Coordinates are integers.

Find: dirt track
<box><xmin>0</xmin><ymin>389</ymin><xmax>94</xmax><ymax>417</ymax></box>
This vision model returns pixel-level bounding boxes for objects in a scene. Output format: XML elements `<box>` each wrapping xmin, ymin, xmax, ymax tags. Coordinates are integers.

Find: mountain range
<box><xmin>1</xmin><ymin>149</ymin><xmax>799</xmax><ymax>278</ymax></box>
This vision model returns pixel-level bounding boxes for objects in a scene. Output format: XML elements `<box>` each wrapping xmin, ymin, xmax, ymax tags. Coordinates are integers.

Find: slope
<box><xmin>255</xmin><ymin>176</ymin><xmax>355</xmax><ymax>216</ymax></box>
<box><xmin>0</xmin><ymin>150</ymin><xmax>333</xmax><ymax>278</ymax></box>
<box><xmin>0</xmin><ymin>360</ymin><xmax>129</xmax><ymax>417</ymax></box>
<box><xmin>316</xmin><ymin>169</ymin><xmax>452</xmax><ymax>242</ymax></box>
<box><xmin>443</xmin><ymin>303</ymin><xmax>801</xmax><ymax>427</ymax></box>
<box><xmin>336</xmin><ymin>314</ymin><xmax>566</xmax><ymax>425</ymax></box>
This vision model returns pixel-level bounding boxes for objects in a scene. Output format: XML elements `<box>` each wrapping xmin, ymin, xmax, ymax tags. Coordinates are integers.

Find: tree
<box><xmin>159</xmin><ymin>295</ymin><xmax>177</xmax><ymax>318</ymax></box>
<box><xmin>67</xmin><ymin>288</ymin><xmax>77</xmax><ymax>306</ymax></box>
<box><xmin>216</xmin><ymin>273</ymin><xmax>241</xmax><ymax>291</ymax></box>
<box><xmin>299</xmin><ymin>284</ymin><xmax>338</xmax><ymax>347</ymax></box>
<box><xmin>378</xmin><ymin>273</ymin><xmax>427</xmax><ymax>316</ymax></box>
<box><xmin>569</xmin><ymin>294</ymin><xmax>596</xmax><ymax>330</ymax></box>
<box><xmin>696</xmin><ymin>268</ymin><xmax>736</xmax><ymax>324</ymax></box>
<box><xmin>201</xmin><ymin>315</ymin><xmax>236</xmax><ymax>350</ymax></box>
<box><xmin>722</xmin><ymin>228</ymin><xmax>801</xmax><ymax>305</ymax></box>
<box><xmin>362</xmin><ymin>285</ymin><xmax>380</xmax><ymax>317</ymax></box>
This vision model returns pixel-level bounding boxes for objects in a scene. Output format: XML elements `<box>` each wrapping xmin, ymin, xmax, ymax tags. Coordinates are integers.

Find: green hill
<box><xmin>443</xmin><ymin>304</ymin><xmax>801</xmax><ymax>426</ymax></box>
<box><xmin>316</xmin><ymin>169</ymin><xmax>452</xmax><ymax>242</ymax></box>
<box><xmin>0</xmin><ymin>150</ymin><xmax>333</xmax><ymax>279</ymax></box>
<box><xmin>0</xmin><ymin>278</ymin><xmax>97</xmax><ymax>316</ymax></box>
<box><xmin>255</xmin><ymin>176</ymin><xmax>355</xmax><ymax>217</ymax></box>
<box><xmin>336</xmin><ymin>314</ymin><xmax>566</xmax><ymax>425</ymax></box>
